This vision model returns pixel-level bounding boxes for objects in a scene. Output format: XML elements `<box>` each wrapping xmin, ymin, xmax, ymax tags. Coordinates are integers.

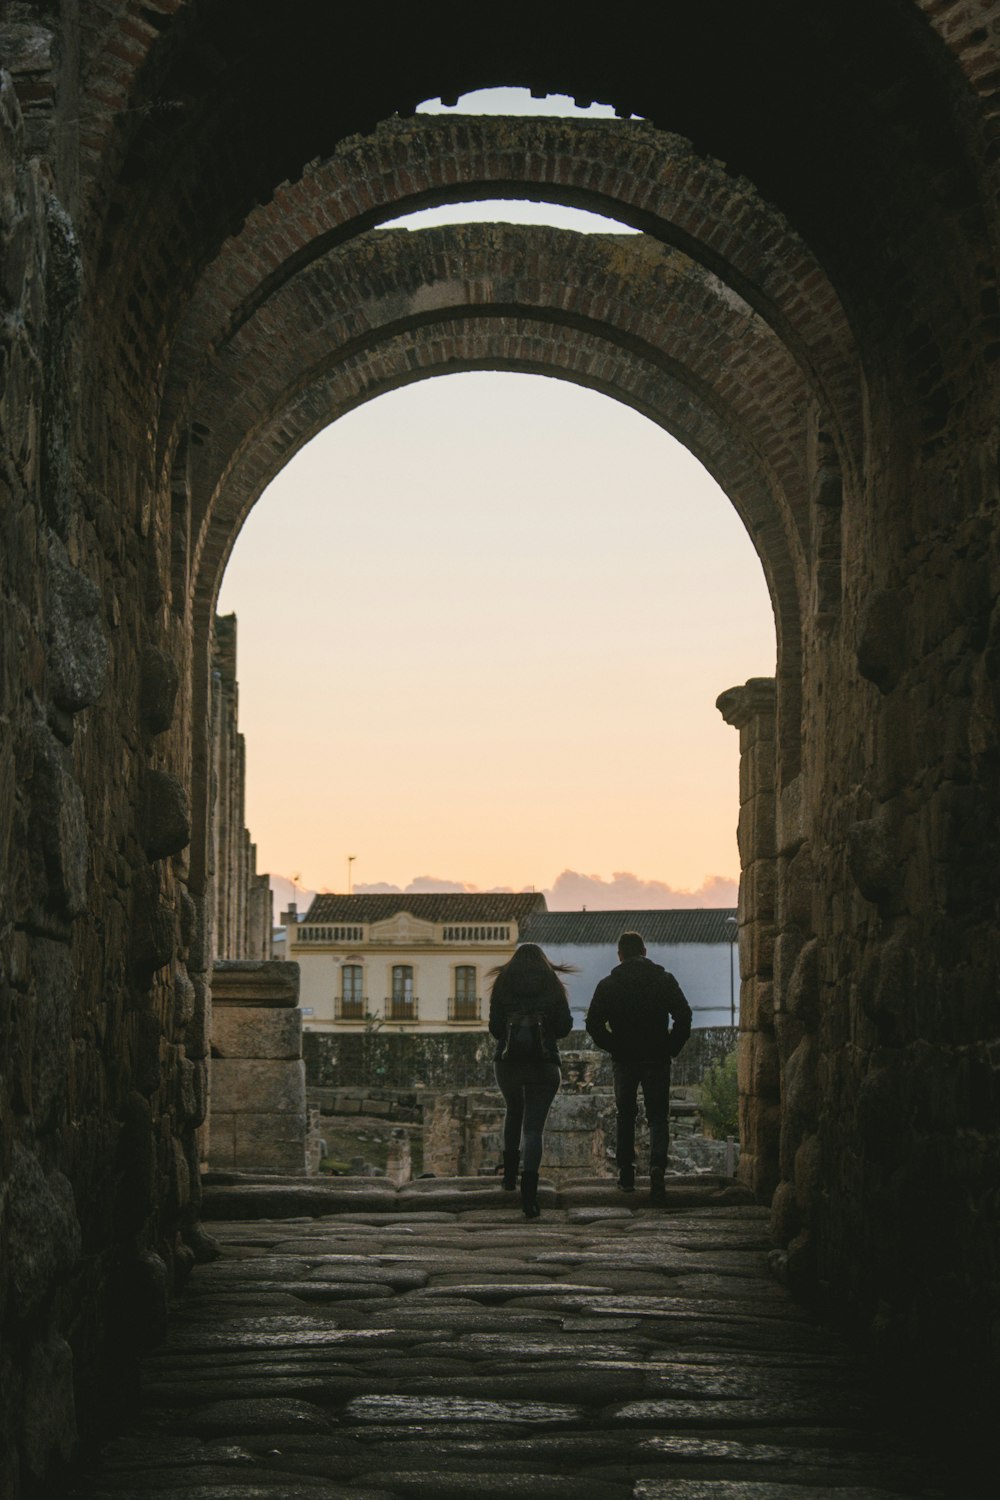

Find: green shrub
<box><xmin>698</xmin><ymin>1049</ymin><xmax>739</xmax><ymax>1139</ymax></box>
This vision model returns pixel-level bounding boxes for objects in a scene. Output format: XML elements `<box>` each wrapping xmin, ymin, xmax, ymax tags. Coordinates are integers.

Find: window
<box><xmin>392</xmin><ymin>965</ymin><xmax>414</xmax><ymax>1000</ymax></box>
<box><xmin>450</xmin><ymin>964</ymin><xmax>480</xmax><ymax>1022</ymax></box>
<box><xmin>389</xmin><ymin>965</ymin><xmax>417</xmax><ymax>1021</ymax></box>
<box><xmin>455</xmin><ymin>965</ymin><xmax>476</xmax><ymax>1000</ymax></box>
<box><xmin>337</xmin><ymin>964</ymin><xmax>365</xmax><ymax>1021</ymax></box>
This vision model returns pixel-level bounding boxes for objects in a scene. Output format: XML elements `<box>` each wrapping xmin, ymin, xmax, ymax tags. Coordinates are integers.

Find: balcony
<box><xmin>385</xmin><ymin>996</ymin><xmax>419</xmax><ymax>1023</ymax></box>
<box><xmin>448</xmin><ymin>996</ymin><xmax>482</xmax><ymax>1023</ymax></box>
<box><xmin>335</xmin><ymin>996</ymin><xmax>368</xmax><ymax>1022</ymax></box>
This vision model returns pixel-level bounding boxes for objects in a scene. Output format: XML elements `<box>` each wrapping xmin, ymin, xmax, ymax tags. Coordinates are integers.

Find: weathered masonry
<box><xmin>2</xmin><ymin>3</ymin><xmax>1000</xmax><ymax>1493</ymax></box>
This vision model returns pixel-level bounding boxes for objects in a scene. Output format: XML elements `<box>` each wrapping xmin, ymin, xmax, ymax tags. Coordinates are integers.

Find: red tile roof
<box><xmin>303</xmin><ymin>892</ymin><xmax>547</xmax><ymax>924</ymax></box>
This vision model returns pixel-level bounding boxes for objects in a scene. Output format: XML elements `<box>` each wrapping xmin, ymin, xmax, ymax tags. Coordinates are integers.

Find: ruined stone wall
<box><xmin>210</xmin><ymin>614</ymin><xmax>271</xmax><ymax>964</ymax></box>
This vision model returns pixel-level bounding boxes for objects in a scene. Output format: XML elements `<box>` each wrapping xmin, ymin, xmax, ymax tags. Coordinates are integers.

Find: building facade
<box><xmin>288</xmin><ymin>893</ymin><xmax>546</xmax><ymax>1033</ymax></box>
<box><xmin>518</xmin><ymin>909</ymin><xmax>739</xmax><ymax>1028</ymax></box>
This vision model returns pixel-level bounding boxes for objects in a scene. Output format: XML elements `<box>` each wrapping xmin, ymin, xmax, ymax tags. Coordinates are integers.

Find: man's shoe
<box><xmin>617</xmin><ymin>1165</ymin><xmax>635</xmax><ymax>1192</ymax></box>
<box><xmin>649</xmin><ymin>1167</ymin><xmax>666</xmax><ymax>1202</ymax></box>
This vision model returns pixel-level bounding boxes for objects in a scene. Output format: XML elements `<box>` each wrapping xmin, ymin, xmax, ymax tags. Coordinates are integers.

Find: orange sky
<box><xmin>217</xmin><ymin>372</ymin><xmax>776</xmax><ymax>903</ymax></box>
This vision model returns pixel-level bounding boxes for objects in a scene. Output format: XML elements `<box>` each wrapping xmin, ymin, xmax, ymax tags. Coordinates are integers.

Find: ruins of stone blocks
<box><xmin>208</xmin><ymin>961</ymin><xmax>306</xmax><ymax>1175</ymax></box>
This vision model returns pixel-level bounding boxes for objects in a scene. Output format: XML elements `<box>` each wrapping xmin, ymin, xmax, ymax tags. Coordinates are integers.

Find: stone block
<box><xmin>22</xmin><ymin>1334</ymin><xmax>77</xmax><ymax>1483</ymax></box>
<box><xmin>210</xmin><ymin>1057</ymin><xmax>305</xmax><ymax>1116</ymax></box>
<box><xmin>847</xmin><ymin>808</ymin><xmax>903</xmax><ymax>907</ymax></box>
<box><xmin>212</xmin><ymin>960</ymin><xmax>300</xmax><ymax>1008</ymax></box>
<box><xmin>737</xmin><ymin>977</ymin><xmax>773</xmax><ymax>1032</ymax></box>
<box><xmin>139</xmin><ymin>645</ymin><xmax>179</xmax><ymax>733</ymax></box>
<box><xmin>207</xmin><ymin>1112</ymin><xmax>237</xmax><ymax>1169</ymax></box>
<box><xmin>232</xmin><ymin>1113</ymin><xmax>307</xmax><ymax>1174</ymax></box>
<box><xmin>8</xmin><ymin>1145</ymin><xmax>81</xmax><ymax>1322</ymax></box>
<box><xmin>140</xmin><ymin>770</ymin><xmax>190</xmax><ymax>860</ymax></box>
<box><xmin>184</xmin><ymin>971</ymin><xmax>210</xmax><ymax>1059</ymax></box>
<box><xmin>780</xmin><ymin>841</ymin><xmax>814</xmax><ymax>928</ymax></box>
<box><xmin>28</xmin><ymin>723</ymin><xmax>88</xmax><ymax>921</ymax></box>
<box><xmin>737</xmin><ymin>790</ymin><xmax>776</xmax><ymax>864</ymax></box>
<box><xmin>786</xmin><ymin>938</ymin><xmax>820</xmax><ymax>1026</ymax></box>
<box><xmin>856</xmin><ymin>587</ymin><xmax>908</xmax><ymax>693</ymax></box>
<box><xmin>777</xmin><ymin>774</ymin><xmax>805</xmax><ymax>856</ymax></box>
<box><xmin>737</xmin><ymin>1029</ymin><xmax>780</xmax><ymax>1099</ymax></box>
<box><xmin>740</xmin><ymin>919</ymin><xmax>774</xmax><ymax>980</ymax></box>
<box><xmin>212</xmin><ymin>1005</ymin><xmax>301</xmax><ymax>1061</ymax></box>
<box><xmin>738</xmin><ymin>734</ymin><xmax>777</xmax><ymax>804</ymax></box>
<box><xmin>740</xmin><ymin>858</ymin><xmax>775</xmax><ymax>924</ymax></box>
<box><xmin>46</xmin><ymin>541</ymin><xmax>108</xmax><ymax>713</ymax></box>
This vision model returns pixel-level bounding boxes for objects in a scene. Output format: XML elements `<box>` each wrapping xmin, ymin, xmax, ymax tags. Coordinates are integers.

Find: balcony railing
<box><xmin>448</xmin><ymin>996</ymin><xmax>482</xmax><ymax>1023</ymax></box>
<box><xmin>335</xmin><ymin>996</ymin><xmax>368</xmax><ymax>1022</ymax></box>
<box><xmin>385</xmin><ymin>996</ymin><xmax>419</xmax><ymax>1023</ymax></box>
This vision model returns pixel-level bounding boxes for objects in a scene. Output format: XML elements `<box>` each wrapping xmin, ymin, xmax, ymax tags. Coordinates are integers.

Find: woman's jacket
<box><xmin>488</xmin><ymin>960</ymin><xmax>574</xmax><ymax>1065</ymax></box>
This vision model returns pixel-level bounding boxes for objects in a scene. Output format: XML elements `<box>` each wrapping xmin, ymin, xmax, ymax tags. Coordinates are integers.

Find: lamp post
<box><xmin>724</xmin><ymin>915</ymin><xmax>738</xmax><ymax>1028</ymax></box>
<box><xmin>347</xmin><ymin>854</ymin><xmax>356</xmax><ymax>895</ymax></box>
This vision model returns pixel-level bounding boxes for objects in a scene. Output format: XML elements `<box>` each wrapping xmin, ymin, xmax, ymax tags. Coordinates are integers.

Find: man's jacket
<box><xmin>585</xmin><ymin>957</ymin><xmax>693</xmax><ymax>1063</ymax></box>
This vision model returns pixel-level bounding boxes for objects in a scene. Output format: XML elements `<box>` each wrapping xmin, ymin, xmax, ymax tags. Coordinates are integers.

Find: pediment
<box><xmin>369</xmin><ymin>910</ymin><xmax>436</xmax><ymax>944</ymax></box>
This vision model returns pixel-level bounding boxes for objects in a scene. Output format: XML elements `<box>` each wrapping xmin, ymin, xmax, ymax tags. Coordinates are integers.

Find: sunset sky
<box><xmin>215</xmin><ymin>90</ymin><xmax>777</xmax><ymax>910</ymax></box>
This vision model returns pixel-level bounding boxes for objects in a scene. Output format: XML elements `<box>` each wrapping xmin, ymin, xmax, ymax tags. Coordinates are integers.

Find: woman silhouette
<box><xmin>488</xmin><ymin>943</ymin><xmax>574</xmax><ymax>1218</ymax></box>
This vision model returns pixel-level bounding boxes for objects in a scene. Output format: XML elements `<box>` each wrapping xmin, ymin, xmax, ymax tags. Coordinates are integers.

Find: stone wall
<box><xmin>303</xmin><ymin>1027</ymin><xmax>737</xmax><ymax>1094</ymax></box>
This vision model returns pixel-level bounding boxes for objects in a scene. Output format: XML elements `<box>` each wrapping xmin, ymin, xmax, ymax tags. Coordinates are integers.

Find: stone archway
<box><xmin>4</xmin><ymin>4</ymin><xmax>1000</xmax><ymax>1488</ymax></box>
<box><xmin>175</xmin><ymin>211</ymin><xmax>824</xmax><ymax>1220</ymax></box>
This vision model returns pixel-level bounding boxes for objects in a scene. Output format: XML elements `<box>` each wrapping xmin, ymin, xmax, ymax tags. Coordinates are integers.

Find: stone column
<box><xmin>716</xmin><ymin>677</ymin><xmax>780</xmax><ymax>1199</ymax></box>
<box><xmin>208</xmin><ymin>960</ymin><xmax>306</xmax><ymax>1173</ymax></box>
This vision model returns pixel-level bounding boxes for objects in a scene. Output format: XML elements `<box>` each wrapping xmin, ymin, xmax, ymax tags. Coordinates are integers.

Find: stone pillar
<box><xmin>208</xmin><ymin>960</ymin><xmax>306</xmax><ymax>1173</ymax></box>
<box><xmin>717</xmin><ymin>677</ymin><xmax>780</xmax><ymax>1200</ymax></box>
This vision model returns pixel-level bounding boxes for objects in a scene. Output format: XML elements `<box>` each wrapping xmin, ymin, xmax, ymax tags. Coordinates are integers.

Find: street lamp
<box><xmin>724</xmin><ymin>915</ymin><xmax>738</xmax><ymax>1028</ymax></box>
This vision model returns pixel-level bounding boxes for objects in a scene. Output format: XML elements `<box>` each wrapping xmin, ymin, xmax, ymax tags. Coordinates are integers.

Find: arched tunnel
<box><xmin>1</xmin><ymin>2</ymin><xmax>999</xmax><ymax>1493</ymax></box>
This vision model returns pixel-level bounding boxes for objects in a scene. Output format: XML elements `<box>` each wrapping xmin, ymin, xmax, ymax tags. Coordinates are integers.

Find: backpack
<box><xmin>500</xmin><ymin>1010</ymin><xmax>546</xmax><ymax>1064</ymax></box>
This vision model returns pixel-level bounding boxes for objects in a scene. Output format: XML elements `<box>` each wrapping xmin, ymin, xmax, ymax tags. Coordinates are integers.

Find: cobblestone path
<box><xmin>74</xmin><ymin>1188</ymin><xmax>954</xmax><ymax>1499</ymax></box>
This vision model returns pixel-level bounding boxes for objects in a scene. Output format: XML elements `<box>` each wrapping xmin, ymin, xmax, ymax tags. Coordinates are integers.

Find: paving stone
<box><xmin>357</xmin><ymin>1472</ymin><xmax>630</xmax><ymax>1499</ymax></box>
<box><xmin>634</xmin><ymin>1486</ymin><xmax>905</xmax><ymax>1500</ymax></box>
<box><xmin>410</xmin><ymin>1281</ymin><xmax>607</xmax><ymax>1301</ymax></box>
<box><xmin>71</xmin><ymin>1201</ymin><xmax>948</xmax><ymax>1499</ymax></box>
<box><xmin>344</xmin><ymin>1395</ymin><xmax>584</xmax><ymax>1426</ymax></box>
<box><xmin>566</xmin><ymin>1208</ymin><xmax>635</xmax><ymax>1222</ymax></box>
<box><xmin>182</xmin><ymin>1398</ymin><xmax>335</xmax><ymax>1436</ymax></box>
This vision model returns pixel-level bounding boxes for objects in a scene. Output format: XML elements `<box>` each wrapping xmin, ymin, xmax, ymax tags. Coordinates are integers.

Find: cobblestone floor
<box><xmin>72</xmin><ymin>1180</ymin><xmax>962</xmax><ymax>1499</ymax></box>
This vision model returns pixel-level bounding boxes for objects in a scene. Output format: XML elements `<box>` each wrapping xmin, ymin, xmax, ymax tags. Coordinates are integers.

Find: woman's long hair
<box><xmin>488</xmin><ymin>942</ymin><xmax>576</xmax><ymax>990</ymax></box>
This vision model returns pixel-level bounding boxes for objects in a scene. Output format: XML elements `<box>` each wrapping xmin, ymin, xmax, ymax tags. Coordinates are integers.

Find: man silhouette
<box><xmin>586</xmin><ymin>931</ymin><xmax>693</xmax><ymax>1199</ymax></box>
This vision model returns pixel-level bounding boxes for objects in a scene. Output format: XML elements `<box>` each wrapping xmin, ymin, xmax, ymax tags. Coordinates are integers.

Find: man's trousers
<box><xmin>612</xmin><ymin>1058</ymin><xmax>672</xmax><ymax>1171</ymax></box>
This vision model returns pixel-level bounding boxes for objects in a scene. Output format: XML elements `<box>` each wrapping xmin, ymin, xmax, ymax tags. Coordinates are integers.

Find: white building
<box><xmin>286</xmin><ymin>892</ymin><xmax>546</xmax><ymax>1033</ymax></box>
<box><xmin>518</xmin><ymin>909</ymin><xmax>740</xmax><ymax>1028</ymax></box>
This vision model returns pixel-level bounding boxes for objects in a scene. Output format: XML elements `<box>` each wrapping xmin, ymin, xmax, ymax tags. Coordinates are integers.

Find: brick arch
<box><xmin>156</xmin><ymin>115</ymin><xmax>862</xmax><ymax>496</ymax></box>
<box><xmin>186</xmin><ymin>224</ymin><xmax>814</xmax><ymax>579</ymax></box>
<box><xmin>179</xmin><ymin>224</ymin><xmax>813</xmax><ymax>888</ymax></box>
<box><xmin>77</xmin><ymin>2</ymin><xmax>996</xmax><ymax>463</ymax></box>
<box><xmin>180</xmin><ymin>222</ymin><xmax>812</xmax><ymax>705</ymax></box>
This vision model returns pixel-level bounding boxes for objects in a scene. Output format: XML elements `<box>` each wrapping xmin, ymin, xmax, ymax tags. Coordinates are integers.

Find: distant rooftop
<box><xmin>519</xmin><ymin>909</ymin><xmax>738</xmax><ymax>946</ymax></box>
<box><xmin>303</xmin><ymin>892</ymin><xmax>547</xmax><ymax>925</ymax></box>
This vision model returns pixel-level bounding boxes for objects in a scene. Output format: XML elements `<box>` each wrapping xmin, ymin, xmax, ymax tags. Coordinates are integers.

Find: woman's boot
<box><xmin>502</xmin><ymin>1151</ymin><xmax>519</xmax><ymax>1191</ymax></box>
<box><xmin>520</xmin><ymin>1170</ymin><xmax>541</xmax><ymax>1219</ymax></box>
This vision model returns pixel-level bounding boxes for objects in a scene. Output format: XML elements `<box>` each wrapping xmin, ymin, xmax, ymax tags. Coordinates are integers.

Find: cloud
<box><xmin>271</xmin><ymin>868</ymin><xmax>738</xmax><ymax>923</ymax></box>
<box><xmin>355</xmin><ymin>876</ymin><xmax>517</xmax><ymax>896</ymax></box>
<box><xmin>544</xmin><ymin>869</ymin><xmax>738</xmax><ymax>910</ymax></box>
